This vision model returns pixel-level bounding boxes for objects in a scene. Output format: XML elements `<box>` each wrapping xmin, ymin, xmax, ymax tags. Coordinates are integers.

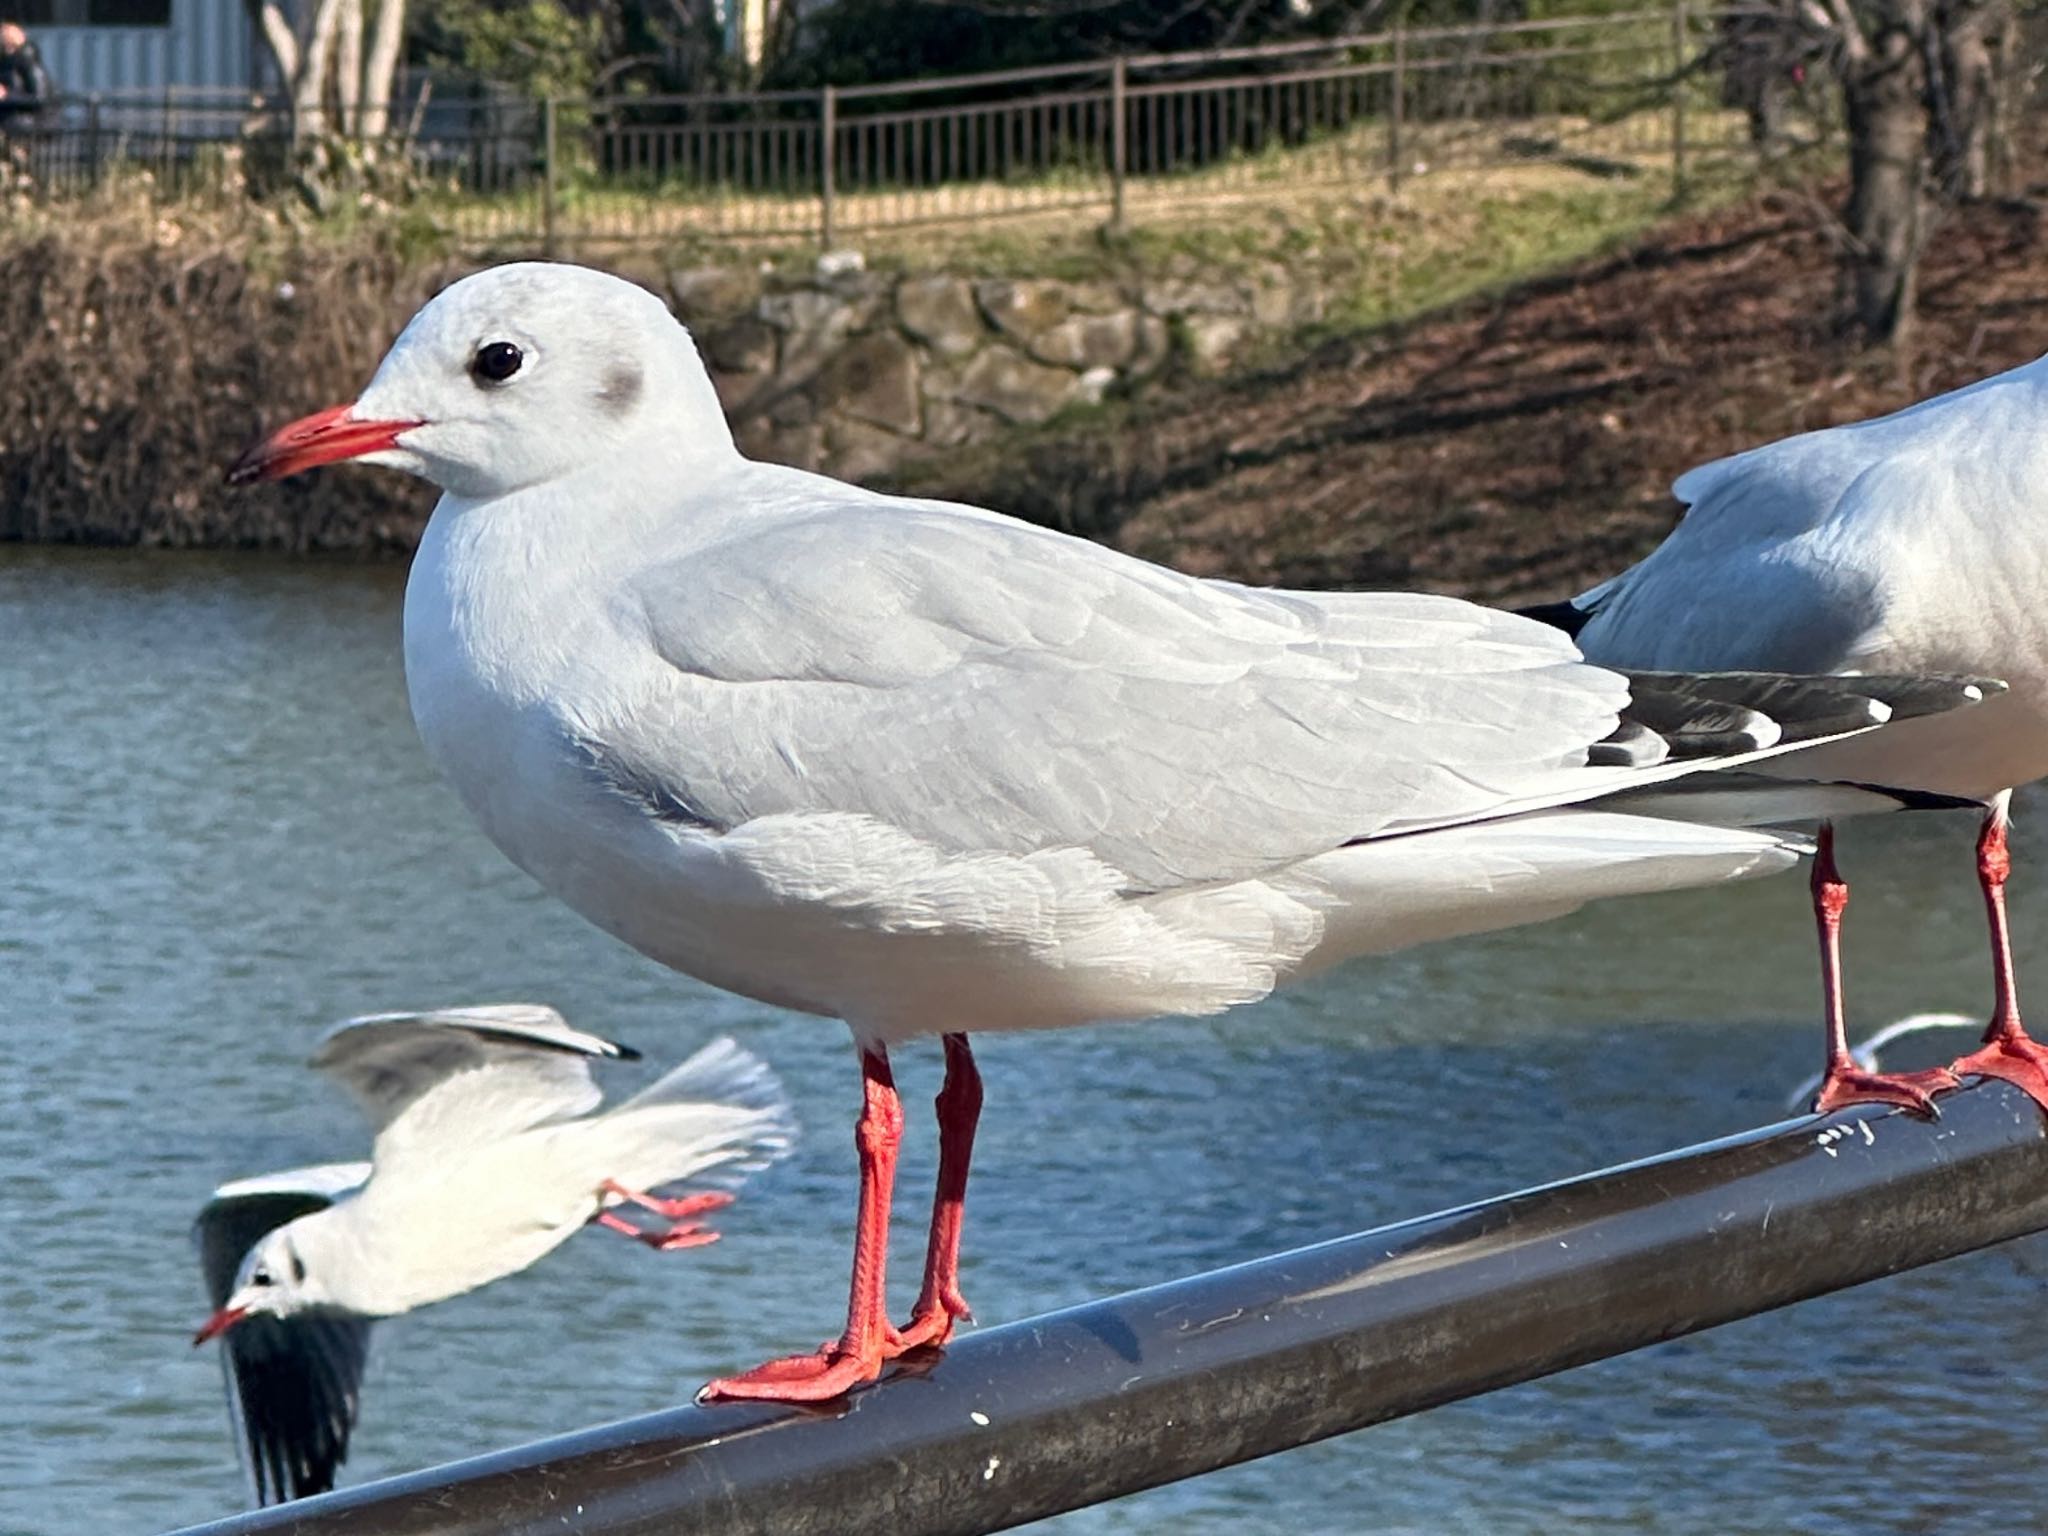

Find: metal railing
<box><xmin>164</xmin><ymin>1077</ymin><xmax>2048</xmax><ymax>1536</ymax></box>
<box><xmin>6</xmin><ymin>3</ymin><xmax>1824</xmax><ymax>249</ymax></box>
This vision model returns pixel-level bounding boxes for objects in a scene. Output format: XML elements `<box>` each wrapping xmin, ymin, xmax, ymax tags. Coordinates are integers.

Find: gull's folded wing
<box><xmin>611</xmin><ymin>497</ymin><xmax>1984</xmax><ymax>892</ymax></box>
<box><xmin>194</xmin><ymin>1164</ymin><xmax>373</xmax><ymax>1507</ymax></box>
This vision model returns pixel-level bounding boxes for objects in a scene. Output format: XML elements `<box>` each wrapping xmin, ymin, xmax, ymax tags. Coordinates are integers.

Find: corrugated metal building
<box><xmin>17</xmin><ymin>0</ymin><xmax>254</xmax><ymax>97</ymax></box>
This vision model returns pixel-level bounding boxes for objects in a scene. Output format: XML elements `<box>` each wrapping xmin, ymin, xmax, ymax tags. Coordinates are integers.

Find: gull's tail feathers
<box><xmin>1289</xmin><ymin>809</ymin><xmax>1806</xmax><ymax>971</ymax></box>
<box><xmin>593</xmin><ymin>1038</ymin><xmax>798</xmax><ymax>1198</ymax></box>
<box><xmin>1589</xmin><ymin>773</ymin><xmax>1985</xmax><ymax>829</ymax></box>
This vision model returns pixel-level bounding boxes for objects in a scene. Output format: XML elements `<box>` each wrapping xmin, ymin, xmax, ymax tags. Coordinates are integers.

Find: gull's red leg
<box><xmin>1808</xmin><ymin>822</ymin><xmax>1958</xmax><ymax>1117</ymax></box>
<box><xmin>1948</xmin><ymin>802</ymin><xmax>2048</xmax><ymax>1110</ymax></box>
<box><xmin>889</xmin><ymin>1033</ymin><xmax>982</xmax><ymax>1354</ymax></box>
<box><xmin>599</xmin><ymin>1180</ymin><xmax>734</xmax><ymax>1221</ymax></box>
<box><xmin>700</xmin><ymin>1044</ymin><xmax>904</xmax><ymax>1402</ymax></box>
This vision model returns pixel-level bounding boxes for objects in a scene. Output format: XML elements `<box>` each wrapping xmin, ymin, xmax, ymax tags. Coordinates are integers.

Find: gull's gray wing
<box><xmin>311</xmin><ymin>1006</ymin><xmax>634</xmax><ymax>1157</ymax></box>
<box><xmin>1561</xmin><ymin>357</ymin><xmax>2048</xmax><ymax>672</ymax></box>
<box><xmin>606</xmin><ymin>497</ymin><xmax>1900</xmax><ymax>892</ymax></box>
<box><xmin>194</xmin><ymin>1165</ymin><xmax>374</xmax><ymax>1507</ymax></box>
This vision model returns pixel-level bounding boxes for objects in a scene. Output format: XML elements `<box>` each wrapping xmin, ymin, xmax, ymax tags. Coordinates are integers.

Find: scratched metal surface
<box><xmin>6</xmin><ymin>546</ymin><xmax>2047</xmax><ymax>1536</ymax></box>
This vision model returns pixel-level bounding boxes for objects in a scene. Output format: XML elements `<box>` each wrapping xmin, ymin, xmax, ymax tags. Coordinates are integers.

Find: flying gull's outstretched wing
<box><xmin>312</xmin><ymin>1005</ymin><xmax>636</xmax><ymax>1165</ymax></box>
<box><xmin>194</xmin><ymin>1164</ymin><xmax>373</xmax><ymax>1506</ymax></box>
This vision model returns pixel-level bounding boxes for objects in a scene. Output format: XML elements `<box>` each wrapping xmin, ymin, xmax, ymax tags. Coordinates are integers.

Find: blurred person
<box><xmin>0</xmin><ymin>20</ymin><xmax>53</xmax><ymax>136</ymax></box>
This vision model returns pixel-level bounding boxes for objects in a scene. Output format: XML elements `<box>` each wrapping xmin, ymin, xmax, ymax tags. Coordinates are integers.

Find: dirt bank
<box><xmin>908</xmin><ymin>184</ymin><xmax>2048</xmax><ymax>603</ymax></box>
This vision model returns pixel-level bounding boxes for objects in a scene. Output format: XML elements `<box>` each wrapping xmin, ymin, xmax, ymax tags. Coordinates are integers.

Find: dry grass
<box><xmin>0</xmin><ymin>197</ymin><xmax>451</xmax><ymax>548</ymax></box>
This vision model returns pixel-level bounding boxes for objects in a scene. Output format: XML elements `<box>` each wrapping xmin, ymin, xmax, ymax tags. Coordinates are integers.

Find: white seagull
<box><xmin>226</xmin><ymin>261</ymin><xmax>1988</xmax><ymax>1401</ymax></box>
<box><xmin>192</xmin><ymin>1005</ymin><xmax>795</xmax><ymax>1501</ymax></box>
<box><xmin>1536</xmin><ymin>355</ymin><xmax>2048</xmax><ymax>1118</ymax></box>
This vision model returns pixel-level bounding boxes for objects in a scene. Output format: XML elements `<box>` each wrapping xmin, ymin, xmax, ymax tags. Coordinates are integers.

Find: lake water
<box><xmin>4</xmin><ymin>545</ymin><xmax>2046</xmax><ymax>1536</ymax></box>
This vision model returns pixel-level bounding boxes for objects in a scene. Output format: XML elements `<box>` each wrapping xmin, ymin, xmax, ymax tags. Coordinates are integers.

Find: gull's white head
<box><xmin>193</xmin><ymin>1219</ymin><xmax>338</xmax><ymax>1343</ymax></box>
<box><xmin>227</xmin><ymin>262</ymin><xmax>734</xmax><ymax>500</ymax></box>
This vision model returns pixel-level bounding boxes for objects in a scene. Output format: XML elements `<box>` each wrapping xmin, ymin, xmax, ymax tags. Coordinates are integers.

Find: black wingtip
<box><xmin>1834</xmin><ymin>672</ymin><xmax>2008</xmax><ymax>722</ymax></box>
<box><xmin>1615</xmin><ymin>669</ymin><xmax>1999</xmax><ymax>760</ymax></box>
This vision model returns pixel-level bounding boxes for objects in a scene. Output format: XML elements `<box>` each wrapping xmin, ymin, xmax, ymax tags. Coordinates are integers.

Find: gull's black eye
<box><xmin>471</xmin><ymin>341</ymin><xmax>524</xmax><ymax>385</ymax></box>
<box><xmin>251</xmin><ymin>1267</ymin><xmax>275</xmax><ymax>1287</ymax></box>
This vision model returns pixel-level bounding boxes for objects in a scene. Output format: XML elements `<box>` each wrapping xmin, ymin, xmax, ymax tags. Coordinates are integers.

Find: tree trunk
<box><xmin>1928</xmin><ymin>0</ymin><xmax>2007</xmax><ymax>199</ymax></box>
<box><xmin>1841</xmin><ymin>20</ymin><xmax>1926</xmax><ymax>344</ymax></box>
<box><xmin>359</xmin><ymin>0</ymin><xmax>407</xmax><ymax>140</ymax></box>
<box><xmin>290</xmin><ymin>0</ymin><xmax>343</xmax><ymax>141</ymax></box>
<box><xmin>334</xmin><ymin>0</ymin><xmax>363</xmax><ymax>140</ymax></box>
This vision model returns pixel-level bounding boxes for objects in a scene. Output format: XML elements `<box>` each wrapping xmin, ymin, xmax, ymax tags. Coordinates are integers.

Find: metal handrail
<box><xmin>165</xmin><ymin>1078</ymin><xmax>2048</xmax><ymax>1536</ymax></box>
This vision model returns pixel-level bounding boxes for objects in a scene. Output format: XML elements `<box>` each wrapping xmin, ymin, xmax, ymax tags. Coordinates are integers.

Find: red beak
<box><xmin>225</xmin><ymin>403</ymin><xmax>423</xmax><ymax>487</ymax></box>
<box><xmin>192</xmin><ymin>1306</ymin><xmax>249</xmax><ymax>1346</ymax></box>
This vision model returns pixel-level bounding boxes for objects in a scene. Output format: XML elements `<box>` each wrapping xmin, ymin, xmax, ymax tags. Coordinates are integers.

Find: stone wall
<box><xmin>667</xmin><ymin>258</ymin><xmax>1327</xmax><ymax>484</ymax></box>
<box><xmin>0</xmin><ymin>229</ymin><xmax>1327</xmax><ymax>549</ymax></box>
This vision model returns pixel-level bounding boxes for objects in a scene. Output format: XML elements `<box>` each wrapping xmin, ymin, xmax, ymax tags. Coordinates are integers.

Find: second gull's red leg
<box><xmin>889</xmin><ymin>1032</ymin><xmax>982</xmax><ymax>1354</ymax></box>
<box><xmin>1948</xmin><ymin>801</ymin><xmax>2048</xmax><ymax>1109</ymax></box>
<box><xmin>700</xmin><ymin>1043</ymin><xmax>905</xmax><ymax>1402</ymax></box>
<box><xmin>1808</xmin><ymin>823</ymin><xmax>1959</xmax><ymax>1117</ymax></box>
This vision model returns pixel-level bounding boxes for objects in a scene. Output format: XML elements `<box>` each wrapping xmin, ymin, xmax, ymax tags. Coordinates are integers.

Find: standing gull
<box><xmin>1536</xmin><ymin>354</ymin><xmax>2048</xmax><ymax>1116</ymax></box>
<box><xmin>192</xmin><ymin>1005</ymin><xmax>795</xmax><ymax>1502</ymax></box>
<box><xmin>228</xmin><ymin>261</ymin><xmax>1987</xmax><ymax>1401</ymax></box>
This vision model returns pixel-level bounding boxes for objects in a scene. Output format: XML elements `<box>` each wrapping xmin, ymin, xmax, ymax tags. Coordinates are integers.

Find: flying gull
<box><xmin>192</xmin><ymin>1005</ymin><xmax>795</xmax><ymax>1501</ymax></box>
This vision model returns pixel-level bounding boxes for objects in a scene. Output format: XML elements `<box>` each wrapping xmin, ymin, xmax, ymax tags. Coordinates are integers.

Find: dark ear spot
<box><xmin>598</xmin><ymin>364</ymin><xmax>643</xmax><ymax>415</ymax></box>
<box><xmin>289</xmin><ymin>1245</ymin><xmax>307</xmax><ymax>1284</ymax></box>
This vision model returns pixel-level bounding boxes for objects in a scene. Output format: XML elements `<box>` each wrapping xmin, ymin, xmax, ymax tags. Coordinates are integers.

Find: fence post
<box><xmin>1388</xmin><ymin>24</ymin><xmax>1405</xmax><ymax>193</ymax></box>
<box><xmin>87</xmin><ymin>94</ymin><xmax>102</xmax><ymax>190</ymax></box>
<box><xmin>1670</xmin><ymin>0</ymin><xmax>1688</xmax><ymax>202</ymax></box>
<box><xmin>819</xmin><ymin>84</ymin><xmax>837</xmax><ymax>249</ymax></box>
<box><xmin>541</xmin><ymin>96</ymin><xmax>558</xmax><ymax>257</ymax></box>
<box><xmin>1109</xmin><ymin>56</ymin><xmax>1127</xmax><ymax>233</ymax></box>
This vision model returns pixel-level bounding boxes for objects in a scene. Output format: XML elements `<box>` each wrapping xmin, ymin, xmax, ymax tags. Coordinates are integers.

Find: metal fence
<box><xmin>8</xmin><ymin>4</ymin><xmax>1817</xmax><ymax>250</ymax></box>
<box><xmin>165</xmin><ymin>1078</ymin><xmax>2048</xmax><ymax>1535</ymax></box>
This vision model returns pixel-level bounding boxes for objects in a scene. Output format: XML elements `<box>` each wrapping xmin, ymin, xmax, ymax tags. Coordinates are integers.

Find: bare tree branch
<box><xmin>242</xmin><ymin>0</ymin><xmax>301</xmax><ymax>86</ymax></box>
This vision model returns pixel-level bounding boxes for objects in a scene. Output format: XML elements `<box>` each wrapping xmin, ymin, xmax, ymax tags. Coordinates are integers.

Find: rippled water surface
<box><xmin>5</xmin><ymin>546</ymin><xmax>2047</xmax><ymax>1536</ymax></box>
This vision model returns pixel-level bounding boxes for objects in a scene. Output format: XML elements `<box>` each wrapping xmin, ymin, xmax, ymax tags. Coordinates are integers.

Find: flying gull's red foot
<box><xmin>599</xmin><ymin>1181</ymin><xmax>734</xmax><ymax>1221</ymax></box>
<box><xmin>594</xmin><ymin>1210</ymin><xmax>722</xmax><ymax>1249</ymax></box>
